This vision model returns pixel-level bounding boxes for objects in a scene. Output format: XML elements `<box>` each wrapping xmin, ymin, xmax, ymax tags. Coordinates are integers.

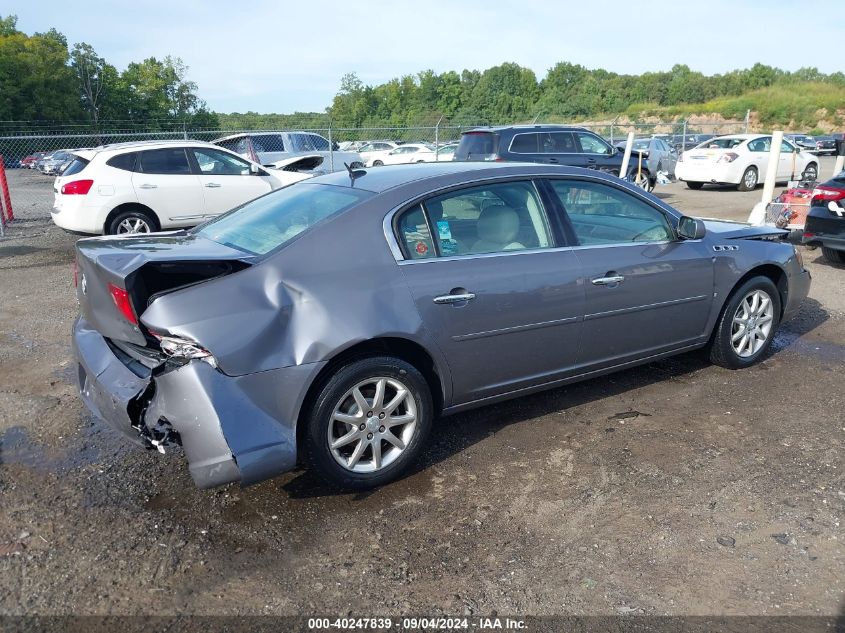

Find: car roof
<box><xmin>462</xmin><ymin>124</ymin><xmax>595</xmax><ymax>134</ymax></box>
<box><xmin>211</xmin><ymin>131</ymin><xmax>320</xmax><ymax>143</ymax></box>
<box><xmin>84</xmin><ymin>139</ymin><xmax>219</xmax><ymax>154</ymax></box>
<box><xmin>307</xmin><ymin>161</ymin><xmax>620</xmax><ymax>195</ymax></box>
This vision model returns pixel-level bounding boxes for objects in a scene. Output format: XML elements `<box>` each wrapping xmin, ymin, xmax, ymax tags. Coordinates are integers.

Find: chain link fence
<box><xmin>0</xmin><ymin>116</ymin><xmax>758</xmax><ymax>227</ymax></box>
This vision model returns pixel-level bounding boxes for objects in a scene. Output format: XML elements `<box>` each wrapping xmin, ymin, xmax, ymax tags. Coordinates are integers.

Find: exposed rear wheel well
<box><xmin>104</xmin><ymin>203</ymin><xmax>159</xmax><ymax>234</ymax></box>
<box><xmin>295</xmin><ymin>338</ymin><xmax>445</xmax><ymax>458</ymax></box>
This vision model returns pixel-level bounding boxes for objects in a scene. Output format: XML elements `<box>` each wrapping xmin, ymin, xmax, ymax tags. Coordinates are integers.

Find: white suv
<box><xmin>51</xmin><ymin>140</ymin><xmax>312</xmax><ymax>235</ymax></box>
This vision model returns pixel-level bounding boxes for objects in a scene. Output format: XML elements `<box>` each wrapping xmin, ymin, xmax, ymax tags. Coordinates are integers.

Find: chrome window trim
<box><xmin>382</xmin><ymin>171</ymin><xmax>682</xmax><ymax>261</ymax></box>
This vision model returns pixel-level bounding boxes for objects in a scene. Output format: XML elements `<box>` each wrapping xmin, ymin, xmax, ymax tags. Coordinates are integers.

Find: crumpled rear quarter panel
<box><xmin>140</xmin><ymin>199</ymin><xmax>429</xmax><ymax>377</ymax></box>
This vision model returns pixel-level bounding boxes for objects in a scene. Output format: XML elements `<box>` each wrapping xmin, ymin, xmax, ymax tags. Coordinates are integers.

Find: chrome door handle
<box><xmin>591</xmin><ymin>275</ymin><xmax>625</xmax><ymax>286</ymax></box>
<box><xmin>433</xmin><ymin>293</ymin><xmax>476</xmax><ymax>304</ymax></box>
<box><xmin>205</xmin><ymin>183</ymin><xmax>222</xmax><ymax>188</ymax></box>
<box><xmin>138</xmin><ymin>183</ymin><xmax>157</xmax><ymax>189</ymax></box>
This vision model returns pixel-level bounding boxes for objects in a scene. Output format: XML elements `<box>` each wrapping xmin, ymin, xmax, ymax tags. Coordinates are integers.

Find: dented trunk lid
<box><xmin>75</xmin><ymin>232</ymin><xmax>253</xmax><ymax>345</ymax></box>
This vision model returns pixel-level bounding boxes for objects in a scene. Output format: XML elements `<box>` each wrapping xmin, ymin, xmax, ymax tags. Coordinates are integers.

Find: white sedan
<box><xmin>675</xmin><ymin>134</ymin><xmax>819</xmax><ymax>191</ymax></box>
<box><xmin>379</xmin><ymin>143</ymin><xmax>437</xmax><ymax>165</ymax></box>
<box><xmin>358</xmin><ymin>141</ymin><xmax>400</xmax><ymax>167</ymax></box>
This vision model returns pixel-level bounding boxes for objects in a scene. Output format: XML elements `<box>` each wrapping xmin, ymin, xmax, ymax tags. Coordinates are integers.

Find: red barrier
<box><xmin>0</xmin><ymin>155</ymin><xmax>13</xmax><ymax>223</ymax></box>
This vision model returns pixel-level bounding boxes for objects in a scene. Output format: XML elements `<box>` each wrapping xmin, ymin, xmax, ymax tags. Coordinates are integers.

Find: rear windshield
<box><xmin>195</xmin><ymin>183</ymin><xmax>373</xmax><ymax>256</ymax></box>
<box><xmin>455</xmin><ymin>132</ymin><xmax>498</xmax><ymax>160</ymax></box>
<box><xmin>696</xmin><ymin>138</ymin><xmax>744</xmax><ymax>149</ymax></box>
<box><xmin>62</xmin><ymin>157</ymin><xmax>89</xmax><ymax>176</ymax></box>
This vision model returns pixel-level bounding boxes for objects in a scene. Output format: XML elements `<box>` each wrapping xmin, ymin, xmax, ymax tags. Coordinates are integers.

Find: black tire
<box><xmin>372</xmin><ymin>160</ymin><xmax>383</xmax><ymax>166</ymax></box>
<box><xmin>106</xmin><ymin>207</ymin><xmax>159</xmax><ymax>235</ymax></box>
<box><xmin>686</xmin><ymin>181</ymin><xmax>704</xmax><ymax>190</ymax></box>
<box><xmin>708</xmin><ymin>276</ymin><xmax>781</xmax><ymax>369</ymax></box>
<box><xmin>737</xmin><ymin>166</ymin><xmax>758</xmax><ymax>191</ymax></box>
<box><xmin>821</xmin><ymin>246</ymin><xmax>845</xmax><ymax>264</ymax></box>
<box><xmin>802</xmin><ymin>163</ymin><xmax>818</xmax><ymax>182</ymax></box>
<box><xmin>302</xmin><ymin>356</ymin><xmax>433</xmax><ymax>490</ymax></box>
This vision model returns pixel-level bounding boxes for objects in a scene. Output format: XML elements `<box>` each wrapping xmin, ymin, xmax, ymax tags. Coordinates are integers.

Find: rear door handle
<box><xmin>591</xmin><ymin>275</ymin><xmax>625</xmax><ymax>286</ymax></box>
<box><xmin>138</xmin><ymin>183</ymin><xmax>157</xmax><ymax>189</ymax></box>
<box><xmin>433</xmin><ymin>293</ymin><xmax>476</xmax><ymax>304</ymax></box>
<box><xmin>205</xmin><ymin>182</ymin><xmax>222</xmax><ymax>188</ymax></box>
<box><xmin>547</xmin><ymin>157</ymin><xmax>559</xmax><ymax>164</ymax></box>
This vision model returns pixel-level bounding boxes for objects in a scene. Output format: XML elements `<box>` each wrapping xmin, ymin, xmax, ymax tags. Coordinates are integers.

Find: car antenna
<box><xmin>344</xmin><ymin>162</ymin><xmax>366</xmax><ymax>183</ymax></box>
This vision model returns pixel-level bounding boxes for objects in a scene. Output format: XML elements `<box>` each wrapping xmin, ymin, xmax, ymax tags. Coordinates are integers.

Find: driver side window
<box><xmin>550</xmin><ymin>180</ymin><xmax>674</xmax><ymax>245</ymax></box>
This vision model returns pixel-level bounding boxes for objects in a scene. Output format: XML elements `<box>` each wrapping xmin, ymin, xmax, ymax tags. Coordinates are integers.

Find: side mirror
<box><xmin>678</xmin><ymin>216</ymin><xmax>706</xmax><ymax>240</ymax></box>
<box><xmin>249</xmin><ymin>163</ymin><xmax>260</xmax><ymax>175</ymax></box>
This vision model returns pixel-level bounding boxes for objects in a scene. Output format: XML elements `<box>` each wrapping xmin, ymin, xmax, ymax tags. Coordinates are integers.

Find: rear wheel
<box><xmin>372</xmin><ymin>160</ymin><xmax>383</xmax><ymax>167</ymax></box>
<box><xmin>708</xmin><ymin>276</ymin><xmax>780</xmax><ymax>369</ymax></box>
<box><xmin>303</xmin><ymin>356</ymin><xmax>433</xmax><ymax>490</ymax></box>
<box><xmin>107</xmin><ymin>208</ymin><xmax>158</xmax><ymax>235</ymax></box>
<box><xmin>686</xmin><ymin>181</ymin><xmax>704</xmax><ymax>190</ymax></box>
<box><xmin>821</xmin><ymin>246</ymin><xmax>845</xmax><ymax>264</ymax></box>
<box><xmin>737</xmin><ymin>166</ymin><xmax>758</xmax><ymax>191</ymax></box>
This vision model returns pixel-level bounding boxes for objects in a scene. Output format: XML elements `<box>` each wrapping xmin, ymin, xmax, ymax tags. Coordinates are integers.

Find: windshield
<box><xmin>697</xmin><ymin>138</ymin><xmax>744</xmax><ymax>149</ymax></box>
<box><xmin>195</xmin><ymin>183</ymin><xmax>373</xmax><ymax>256</ymax></box>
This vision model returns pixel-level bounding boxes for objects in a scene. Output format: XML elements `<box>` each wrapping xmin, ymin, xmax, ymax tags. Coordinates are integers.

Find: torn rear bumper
<box><xmin>73</xmin><ymin>317</ymin><xmax>324</xmax><ymax>489</ymax></box>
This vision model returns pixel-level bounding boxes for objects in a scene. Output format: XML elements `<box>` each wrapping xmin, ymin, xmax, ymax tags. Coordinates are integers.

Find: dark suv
<box><xmin>454</xmin><ymin>125</ymin><xmax>650</xmax><ymax>187</ymax></box>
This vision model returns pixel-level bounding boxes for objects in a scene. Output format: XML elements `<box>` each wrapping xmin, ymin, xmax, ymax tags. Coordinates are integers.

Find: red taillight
<box><xmin>108</xmin><ymin>283</ymin><xmax>138</xmax><ymax>325</ymax></box>
<box><xmin>811</xmin><ymin>186</ymin><xmax>845</xmax><ymax>202</ymax></box>
<box><xmin>61</xmin><ymin>179</ymin><xmax>94</xmax><ymax>195</ymax></box>
<box><xmin>717</xmin><ymin>152</ymin><xmax>739</xmax><ymax>164</ymax></box>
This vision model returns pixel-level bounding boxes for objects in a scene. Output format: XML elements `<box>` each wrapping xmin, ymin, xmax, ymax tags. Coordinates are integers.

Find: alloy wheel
<box><xmin>731</xmin><ymin>289</ymin><xmax>774</xmax><ymax>358</ymax></box>
<box><xmin>803</xmin><ymin>164</ymin><xmax>817</xmax><ymax>181</ymax></box>
<box><xmin>743</xmin><ymin>168</ymin><xmax>758</xmax><ymax>190</ymax></box>
<box><xmin>327</xmin><ymin>377</ymin><xmax>417</xmax><ymax>473</ymax></box>
<box><xmin>116</xmin><ymin>217</ymin><xmax>152</xmax><ymax>234</ymax></box>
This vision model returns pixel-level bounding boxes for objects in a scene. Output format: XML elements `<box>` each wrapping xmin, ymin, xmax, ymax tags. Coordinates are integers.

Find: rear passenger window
<box><xmin>106</xmin><ymin>152</ymin><xmax>137</xmax><ymax>172</ymax></box>
<box><xmin>396</xmin><ymin>181</ymin><xmax>552</xmax><ymax>259</ymax></box>
<box><xmin>550</xmin><ymin>180</ymin><xmax>673</xmax><ymax>245</ymax></box>
<box><xmin>138</xmin><ymin>148</ymin><xmax>191</xmax><ymax>174</ymax></box>
<box><xmin>397</xmin><ymin>204</ymin><xmax>435</xmax><ymax>259</ymax></box>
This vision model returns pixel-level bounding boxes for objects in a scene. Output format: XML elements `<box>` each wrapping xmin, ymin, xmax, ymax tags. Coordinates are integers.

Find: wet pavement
<box><xmin>0</xmin><ymin>182</ymin><xmax>843</xmax><ymax>616</ymax></box>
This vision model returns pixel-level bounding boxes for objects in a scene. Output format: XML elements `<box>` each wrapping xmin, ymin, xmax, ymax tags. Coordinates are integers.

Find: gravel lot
<box><xmin>0</xmin><ymin>159</ymin><xmax>843</xmax><ymax>618</ymax></box>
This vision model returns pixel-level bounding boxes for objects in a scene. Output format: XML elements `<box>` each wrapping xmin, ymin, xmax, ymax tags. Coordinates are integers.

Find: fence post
<box><xmin>328</xmin><ymin>125</ymin><xmax>335</xmax><ymax>172</ymax></box>
<box><xmin>682</xmin><ymin>119</ymin><xmax>687</xmax><ymax>153</ymax></box>
<box><xmin>434</xmin><ymin>117</ymin><xmax>442</xmax><ymax>161</ymax></box>
<box><xmin>744</xmin><ymin>109</ymin><xmax>750</xmax><ymax>133</ymax></box>
<box><xmin>0</xmin><ymin>155</ymin><xmax>13</xmax><ymax>223</ymax></box>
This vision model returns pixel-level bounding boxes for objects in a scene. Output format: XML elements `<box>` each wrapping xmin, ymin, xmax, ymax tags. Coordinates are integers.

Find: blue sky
<box><xmin>6</xmin><ymin>0</ymin><xmax>842</xmax><ymax>113</ymax></box>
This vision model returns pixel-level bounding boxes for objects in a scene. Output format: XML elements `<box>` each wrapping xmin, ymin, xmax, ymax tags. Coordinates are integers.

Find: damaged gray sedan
<box><xmin>73</xmin><ymin>162</ymin><xmax>811</xmax><ymax>490</ymax></box>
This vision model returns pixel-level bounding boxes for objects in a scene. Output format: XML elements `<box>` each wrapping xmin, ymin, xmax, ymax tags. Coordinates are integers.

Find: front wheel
<box><xmin>372</xmin><ymin>160</ymin><xmax>383</xmax><ymax>167</ymax></box>
<box><xmin>686</xmin><ymin>181</ymin><xmax>704</xmax><ymax>190</ymax></box>
<box><xmin>302</xmin><ymin>356</ymin><xmax>433</xmax><ymax>489</ymax></box>
<box><xmin>629</xmin><ymin>169</ymin><xmax>651</xmax><ymax>191</ymax></box>
<box><xmin>708</xmin><ymin>276</ymin><xmax>781</xmax><ymax>369</ymax></box>
<box><xmin>802</xmin><ymin>163</ymin><xmax>818</xmax><ymax>181</ymax></box>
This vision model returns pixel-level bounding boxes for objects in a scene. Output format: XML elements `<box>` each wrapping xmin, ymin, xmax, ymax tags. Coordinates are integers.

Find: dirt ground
<box><xmin>0</xmin><ymin>161</ymin><xmax>843</xmax><ymax>618</ymax></box>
